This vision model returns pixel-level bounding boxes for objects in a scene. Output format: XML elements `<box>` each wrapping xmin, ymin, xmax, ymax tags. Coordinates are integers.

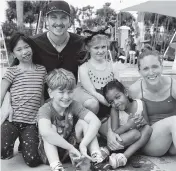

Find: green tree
<box><xmin>80</xmin><ymin>5</ymin><xmax>94</xmax><ymax>20</ymax></box>
<box><xmin>82</xmin><ymin>2</ymin><xmax>117</xmax><ymax>29</ymax></box>
<box><xmin>96</xmin><ymin>3</ymin><xmax>117</xmax><ymax>24</ymax></box>
<box><xmin>2</xmin><ymin>21</ymin><xmax>17</xmax><ymax>37</ymax></box>
<box><xmin>3</xmin><ymin>1</ymin><xmax>48</xmax><ymax>37</ymax></box>
<box><xmin>70</xmin><ymin>5</ymin><xmax>81</xmax><ymax>32</ymax></box>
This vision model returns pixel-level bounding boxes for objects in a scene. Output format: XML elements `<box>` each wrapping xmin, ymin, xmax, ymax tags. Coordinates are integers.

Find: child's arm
<box><xmin>79</xmin><ymin>64</ymin><xmax>109</xmax><ymax>106</ymax></box>
<box><xmin>110</xmin><ymin>107</ymin><xmax>120</xmax><ymax>132</ymax></box>
<box><xmin>1</xmin><ymin>79</ymin><xmax>11</xmax><ymax>107</ymax></box>
<box><xmin>107</xmin><ymin>108</ymin><xmax>124</xmax><ymax>150</ymax></box>
<box><xmin>0</xmin><ymin>92</ymin><xmax>12</xmax><ymax>124</ymax></box>
<box><xmin>115</xmin><ymin>119</ymin><xmax>136</xmax><ymax>135</ymax></box>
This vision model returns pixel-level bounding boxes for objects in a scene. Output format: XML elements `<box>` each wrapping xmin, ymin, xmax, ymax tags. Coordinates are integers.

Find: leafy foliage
<box><xmin>96</xmin><ymin>3</ymin><xmax>117</xmax><ymax>23</ymax></box>
<box><xmin>2</xmin><ymin>21</ymin><xmax>17</xmax><ymax>37</ymax></box>
<box><xmin>5</xmin><ymin>1</ymin><xmax>47</xmax><ymax>24</ymax></box>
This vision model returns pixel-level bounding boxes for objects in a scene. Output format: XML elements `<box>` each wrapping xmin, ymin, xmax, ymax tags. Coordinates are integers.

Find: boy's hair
<box><xmin>46</xmin><ymin>68</ymin><xmax>76</xmax><ymax>91</ymax></box>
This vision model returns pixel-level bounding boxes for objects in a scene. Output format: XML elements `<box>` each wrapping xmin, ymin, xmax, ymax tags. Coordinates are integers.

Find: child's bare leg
<box><xmin>43</xmin><ymin>139</ymin><xmax>60</xmax><ymax>164</ymax></box>
<box><xmin>43</xmin><ymin>125</ymin><xmax>60</xmax><ymax>163</ymax></box>
<box><xmin>109</xmin><ymin>127</ymin><xmax>151</xmax><ymax>169</ymax></box>
<box><xmin>123</xmin><ymin>125</ymin><xmax>152</xmax><ymax>158</ymax></box>
<box><xmin>75</xmin><ymin>119</ymin><xmax>100</xmax><ymax>154</ymax></box>
<box><xmin>75</xmin><ymin>119</ymin><xmax>112</xmax><ymax>170</ymax></box>
<box><xmin>75</xmin><ymin>119</ymin><xmax>84</xmax><ymax>143</ymax></box>
<box><xmin>119</xmin><ymin>129</ymin><xmax>141</xmax><ymax>147</ymax></box>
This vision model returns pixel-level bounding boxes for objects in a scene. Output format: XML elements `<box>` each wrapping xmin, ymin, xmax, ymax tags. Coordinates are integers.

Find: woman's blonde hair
<box><xmin>46</xmin><ymin>68</ymin><xmax>76</xmax><ymax>90</ymax></box>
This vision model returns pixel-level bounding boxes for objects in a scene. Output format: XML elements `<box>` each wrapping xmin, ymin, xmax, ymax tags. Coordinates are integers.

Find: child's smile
<box><xmin>50</xmin><ymin>89</ymin><xmax>74</xmax><ymax>108</ymax></box>
<box><xmin>105</xmin><ymin>88</ymin><xmax>128</xmax><ymax>111</ymax></box>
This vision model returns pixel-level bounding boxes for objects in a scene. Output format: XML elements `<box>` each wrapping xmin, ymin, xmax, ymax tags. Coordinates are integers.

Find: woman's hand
<box><xmin>107</xmin><ymin>130</ymin><xmax>124</xmax><ymax>151</ymax></box>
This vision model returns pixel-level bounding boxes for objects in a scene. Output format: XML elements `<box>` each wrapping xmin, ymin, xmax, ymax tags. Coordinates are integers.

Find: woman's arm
<box><xmin>38</xmin><ymin>118</ymin><xmax>74</xmax><ymax>150</ymax></box>
<box><xmin>80</xmin><ymin>111</ymin><xmax>101</xmax><ymax>147</ymax></box>
<box><xmin>1</xmin><ymin>79</ymin><xmax>11</xmax><ymax>107</ymax></box>
<box><xmin>79</xmin><ymin>64</ymin><xmax>109</xmax><ymax>106</ymax></box>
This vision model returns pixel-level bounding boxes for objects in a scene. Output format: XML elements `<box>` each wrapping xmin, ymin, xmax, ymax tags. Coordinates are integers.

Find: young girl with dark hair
<box><xmin>1</xmin><ymin>32</ymin><xmax>46</xmax><ymax>167</ymax></box>
<box><xmin>101</xmin><ymin>79</ymin><xmax>152</xmax><ymax>169</ymax></box>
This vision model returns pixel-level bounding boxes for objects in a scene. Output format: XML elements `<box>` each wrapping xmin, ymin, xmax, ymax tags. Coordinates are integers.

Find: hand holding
<box><xmin>107</xmin><ymin>130</ymin><xmax>124</xmax><ymax>151</ymax></box>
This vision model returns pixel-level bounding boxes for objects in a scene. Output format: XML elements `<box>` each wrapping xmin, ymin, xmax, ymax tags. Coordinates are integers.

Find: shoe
<box><xmin>100</xmin><ymin>147</ymin><xmax>110</xmax><ymax>161</ymax></box>
<box><xmin>109</xmin><ymin>153</ymin><xmax>127</xmax><ymax>169</ymax></box>
<box><xmin>91</xmin><ymin>162</ymin><xmax>111</xmax><ymax>171</ymax></box>
<box><xmin>91</xmin><ymin>152</ymin><xmax>111</xmax><ymax>171</ymax></box>
<box><xmin>51</xmin><ymin>162</ymin><xmax>65</xmax><ymax>171</ymax></box>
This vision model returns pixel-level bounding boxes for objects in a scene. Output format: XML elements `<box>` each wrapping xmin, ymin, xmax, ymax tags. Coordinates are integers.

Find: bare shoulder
<box><xmin>128</xmin><ymin>78</ymin><xmax>142</xmax><ymax>99</ymax></box>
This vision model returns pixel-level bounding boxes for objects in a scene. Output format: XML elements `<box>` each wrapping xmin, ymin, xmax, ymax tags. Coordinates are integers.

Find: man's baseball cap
<box><xmin>45</xmin><ymin>1</ymin><xmax>70</xmax><ymax>16</ymax></box>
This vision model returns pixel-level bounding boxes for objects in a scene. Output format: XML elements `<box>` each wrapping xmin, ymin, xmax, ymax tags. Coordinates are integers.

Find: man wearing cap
<box><xmin>30</xmin><ymin>1</ymin><xmax>107</xmax><ymax>171</ymax></box>
<box><xmin>32</xmin><ymin>0</ymin><xmax>84</xmax><ymax>81</ymax></box>
<box><xmin>32</xmin><ymin>1</ymin><xmax>85</xmax><ymax>100</ymax></box>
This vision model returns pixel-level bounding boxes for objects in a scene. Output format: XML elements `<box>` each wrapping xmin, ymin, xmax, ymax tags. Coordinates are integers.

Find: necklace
<box><xmin>47</xmin><ymin>32</ymin><xmax>69</xmax><ymax>49</ymax></box>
